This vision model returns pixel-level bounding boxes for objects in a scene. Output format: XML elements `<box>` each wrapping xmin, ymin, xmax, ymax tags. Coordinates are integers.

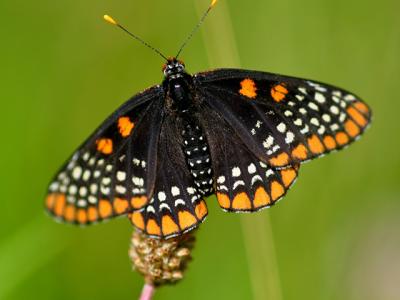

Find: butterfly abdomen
<box><xmin>181</xmin><ymin>117</ymin><xmax>214</xmax><ymax>196</ymax></box>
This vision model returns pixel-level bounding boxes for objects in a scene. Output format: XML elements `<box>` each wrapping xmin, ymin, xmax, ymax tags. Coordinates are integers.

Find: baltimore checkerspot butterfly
<box><xmin>45</xmin><ymin>0</ymin><xmax>371</xmax><ymax>239</ymax></box>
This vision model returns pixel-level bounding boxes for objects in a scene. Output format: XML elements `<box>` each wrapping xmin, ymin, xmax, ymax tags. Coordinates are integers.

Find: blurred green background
<box><xmin>1</xmin><ymin>0</ymin><xmax>399</xmax><ymax>299</ymax></box>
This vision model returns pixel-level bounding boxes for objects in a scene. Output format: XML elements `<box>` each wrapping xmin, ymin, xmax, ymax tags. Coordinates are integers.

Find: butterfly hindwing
<box><xmin>194</xmin><ymin>69</ymin><xmax>371</xmax><ymax>168</ymax></box>
<box><xmin>199</xmin><ymin>105</ymin><xmax>299</xmax><ymax>212</ymax></box>
<box><xmin>128</xmin><ymin>114</ymin><xmax>208</xmax><ymax>238</ymax></box>
<box><xmin>46</xmin><ymin>85</ymin><xmax>164</xmax><ymax>224</ymax></box>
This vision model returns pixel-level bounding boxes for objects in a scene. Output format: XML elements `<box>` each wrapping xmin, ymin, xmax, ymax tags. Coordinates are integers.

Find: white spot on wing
<box><xmin>171</xmin><ymin>186</ymin><xmax>180</xmax><ymax>196</ymax></box>
<box><xmin>117</xmin><ymin>171</ymin><xmax>126</xmax><ymax>181</ymax></box>
<box><xmin>277</xmin><ymin>122</ymin><xmax>287</xmax><ymax>133</ymax></box>
<box><xmin>248</xmin><ymin>163</ymin><xmax>256</xmax><ymax>174</ymax></box>
<box><xmin>232</xmin><ymin>167</ymin><xmax>241</xmax><ymax>177</ymax></box>
<box><xmin>72</xmin><ymin>166</ymin><xmax>82</xmax><ymax>180</ymax></box>
<box><xmin>158</xmin><ymin>192</ymin><xmax>166</xmax><ymax>201</ymax></box>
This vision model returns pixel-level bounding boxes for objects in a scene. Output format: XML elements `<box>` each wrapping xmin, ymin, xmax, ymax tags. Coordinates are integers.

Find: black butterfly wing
<box><xmin>128</xmin><ymin>113</ymin><xmax>207</xmax><ymax>238</ymax></box>
<box><xmin>198</xmin><ymin>104</ymin><xmax>299</xmax><ymax>212</ymax></box>
<box><xmin>194</xmin><ymin>69</ymin><xmax>371</xmax><ymax>168</ymax></box>
<box><xmin>46</xmin><ymin>85</ymin><xmax>164</xmax><ymax>224</ymax></box>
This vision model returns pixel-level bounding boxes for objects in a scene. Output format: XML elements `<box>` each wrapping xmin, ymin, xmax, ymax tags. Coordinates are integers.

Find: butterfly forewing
<box><xmin>194</xmin><ymin>69</ymin><xmax>371</xmax><ymax>168</ymax></box>
<box><xmin>45</xmin><ymin>85</ymin><xmax>164</xmax><ymax>224</ymax></box>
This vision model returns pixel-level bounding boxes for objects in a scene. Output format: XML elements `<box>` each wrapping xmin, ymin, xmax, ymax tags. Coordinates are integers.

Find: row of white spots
<box><xmin>307</xmin><ymin>81</ymin><xmax>328</xmax><ymax>92</ymax></box>
<box><xmin>132</xmin><ymin>158</ymin><xmax>146</xmax><ymax>168</ymax></box>
<box><xmin>184</xmin><ymin>135</ymin><xmax>204</xmax><ymax>145</ymax></box>
<box><xmin>251</xmin><ymin>120</ymin><xmax>263</xmax><ymax>136</ymax></box>
<box><xmin>263</xmin><ymin>136</ymin><xmax>274</xmax><ymax>149</ymax></box>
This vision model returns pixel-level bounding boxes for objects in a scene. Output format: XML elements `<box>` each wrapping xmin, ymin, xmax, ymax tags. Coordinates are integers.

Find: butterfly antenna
<box><xmin>175</xmin><ymin>0</ymin><xmax>218</xmax><ymax>59</ymax></box>
<box><xmin>103</xmin><ymin>15</ymin><xmax>169</xmax><ymax>61</ymax></box>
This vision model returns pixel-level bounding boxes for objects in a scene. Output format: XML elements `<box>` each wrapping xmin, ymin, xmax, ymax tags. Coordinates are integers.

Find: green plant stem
<box><xmin>194</xmin><ymin>1</ymin><xmax>283</xmax><ymax>300</ymax></box>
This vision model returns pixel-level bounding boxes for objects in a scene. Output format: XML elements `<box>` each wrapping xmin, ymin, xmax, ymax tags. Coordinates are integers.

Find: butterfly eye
<box><xmin>162</xmin><ymin>63</ymin><xmax>167</xmax><ymax>72</ymax></box>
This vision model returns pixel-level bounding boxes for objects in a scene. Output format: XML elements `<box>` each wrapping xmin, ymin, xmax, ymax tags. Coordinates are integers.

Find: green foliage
<box><xmin>1</xmin><ymin>0</ymin><xmax>399</xmax><ymax>299</ymax></box>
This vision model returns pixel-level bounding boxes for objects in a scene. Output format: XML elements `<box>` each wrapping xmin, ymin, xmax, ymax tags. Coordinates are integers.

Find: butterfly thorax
<box><xmin>162</xmin><ymin>59</ymin><xmax>214</xmax><ymax>196</ymax></box>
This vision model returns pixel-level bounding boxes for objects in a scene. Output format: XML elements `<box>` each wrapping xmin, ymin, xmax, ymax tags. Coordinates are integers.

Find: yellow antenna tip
<box><xmin>103</xmin><ymin>15</ymin><xmax>118</xmax><ymax>25</ymax></box>
<box><xmin>211</xmin><ymin>0</ymin><xmax>218</xmax><ymax>7</ymax></box>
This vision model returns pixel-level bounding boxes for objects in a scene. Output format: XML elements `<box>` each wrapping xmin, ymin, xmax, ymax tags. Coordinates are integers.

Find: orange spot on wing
<box><xmin>270</xmin><ymin>181</ymin><xmax>285</xmax><ymax>201</ymax></box>
<box><xmin>64</xmin><ymin>205</ymin><xmax>75</xmax><ymax>222</ymax></box>
<box><xmin>178</xmin><ymin>211</ymin><xmax>197</xmax><ymax>230</ymax></box>
<box><xmin>239</xmin><ymin>78</ymin><xmax>257</xmax><ymax>99</ymax></box>
<box><xmin>76</xmin><ymin>209</ymin><xmax>87</xmax><ymax>224</ymax></box>
<box><xmin>146</xmin><ymin>219</ymin><xmax>161</xmax><ymax>236</ymax></box>
<box><xmin>96</xmin><ymin>138</ymin><xmax>113</xmax><ymax>154</ymax></box>
<box><xmin>292</xmin><ymin>144</ymin><xmax>308</xmax><ymax>160</ymax></box>
<box><xmin>253</xmin><ymin>187</ymin><xmax>271</xmax><ymax>208</ymax></box>
<box><xmin>271</xmin><ymin>83</ymin><xmax>289</xmax><ymax>102</ymax></box>
<box><xmin>344</xmin><ymin>120</ymin><xmax>360</xmax><ymax>137</ymax></box>
<box><xmin>347</xmin><ymin>107</ymin><xmax>368</xmax><ymax>127</ymax></box>
<box><xmin>217</xmin><ymin>192</ymin><xmax>230</xmax><ymax>209</ymax></box>
<box><xmin>46</xmin><ymin>194</ymin><xmax>56</xmax><ymax>210</ymax></box>
<box><xmin>161</xmin><ymin>215</ymin><xmax>179</xmax><ymax>236</ymax></box>
<box><xmin>280</xmin><ymin>168</ymin><xmax>297</xmax><ymax>187</ymax></box>
<box><xmin>269</xmin><ymin>152</ymin><xmax>290</xmax><ymax>167</ymax></box>
<box><xmin>99</xmin><ymin>200</ymin><xmax>112</xmax><ymax>218</ymax></box>
<box><xmin>307</xmin><ymin>135</ymin><xmax>325</xmax><ymax>154</ymax></box>
<box><xmin>118</xmin><ymin>117</ymin><xmax>135</xmax><ymax>137</ymax></box>
<box><xmin>130</xmin><ymin>212</ymin><xmax>145</xmax><ymax>230</ymax></box>
<box><xmin>353</xmin><ymin>101</ymin><xmax>370</xmax><ymax>115</ymax></box>
<box><xmin>54</xmin><ymin>194</ymin><xmax>66</xmax><ymax>217</ymax></box>
<box><xmin>195</xmin><ymin>200</ymin><xmax>208</xmax><ymax>219</ymax></box>
<box><xmin>113</xmin><ymin>198</ymin><xmax>129</xmax><ymax>214</ymax></box>
<box><xmin>87</xmin><ymin>207</ymin><xmax>98</xmax><ymax>222</ymax></box>
<box><xmin>131</xmin><ymin>196</ymin><xmax>147</xmax><ymax>209</ymax></box>
<box><xmin>232</xmin><ymin>192</ymin><xmax>252</xmax><ymax>210</ymax></box>
<box><xmin>323</xmin><ymin>136</ymin><xmax>336</xmax><ymax>150</ymax></box>
<box><xmin>336</xmin><ymin>132</ymin><xmax>350</xmax><ymax>145</ymax></box>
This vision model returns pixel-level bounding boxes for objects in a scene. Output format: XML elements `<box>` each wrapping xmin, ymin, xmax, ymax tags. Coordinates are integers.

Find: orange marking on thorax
<box><xmin>336</xmin><ymin>132</ymin><xmax>349</xmax><ymax>145</ymax></box>
<box><xmin>292</xmin><ymin>144</ymin><xmax>308</xmax><ymax>160</ymax></box>
<box><xmin>131</xmin><ymin>196</ymin><xmax>147</xmax><ymax>209</ymax></box>
<box><xmin>271</xmin><ymin>83</ymin><xmax>289</xmax><ymax>102</ymax></box>
<box><xmin>280</xmin><ymin>168</ymin><xmax>297</xmax><ymax>187</ymax></box>
<box><xmin>99</xmin><ymin>200</ymin><xmax>112</xmax><ymax>218</ymax></box>
<box><xmin>178</xmin><ymin>211</ymin><xmax>197</xmax><ymax>230</ymax></box>
<box><xmin>239</xmin><ymin>78</ymin><xmax>257</xmax><ymax>99</ymax></box>
<box><xmin>269</xmin><ymin>152</ymin><xmax>290</xmax><ymax>167</ymax></box>
<box><xmin>118</xmin><ymin>117</ymin><xmax>135</xmax><ymax>137</ymax></box>
<box><xmin>232</xmin><ymin>192</ymin><xmax>252</xmax><ymax>210</ymax></box>
<box><xmin>253</xmin><ymin>187</ymin><xmax>271</xmax><ymax>208</ymax></box>
<box><xmin>96</xmin><ymin>138</ymin><xmax>113</xmax><ymax>154</ymax></box>
<box><xmin>113</xmin><ymin>198</ymin><xmax>129</xmax><ymax>214</ymax></box>
<box><xmin>146</xmin><ymin>219</ymin><xmax>161</xmax><ymax>236</ymax></box>
<box><xmin>195</xmin><ymin>200</ymin><xmax>208</xmax><ymax>219</ymax></box>
<box><xmin>347</xmin><ymin>107</ymin><xmax>368</xmax><ymax>127</ymax></box>
<box><xmin>270</xmin><ymin>181</ymin><xmax>285</xmax><ymax>201</ymax></box>
<box><xmin>217</xmin><ymin>192</ymin><xmax>230</xmax><ymax>209</ymax></box>
<box><xmin>344</xmin><ymin>120</ymin><xmax>360</xmax><ymax>137</ymax></box>
<box><xmin>161</xmin><ymin>215</ymin><xmax>179</xmax><ymax>236</ymax></box>
<box><xmin>307</xmin><ymin>135</ymin><xmax>325</xmax><ymax>154</ymax></box>
<box><xmin>130</xmin><ymin>212</ymin><xmax>145</xmax><ymax>230</ymax></box>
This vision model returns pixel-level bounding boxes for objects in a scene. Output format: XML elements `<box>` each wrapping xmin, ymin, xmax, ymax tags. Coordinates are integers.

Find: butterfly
<box><xmin>45</xmin><ymin>2</ymin><xmax>371</xmax><ymax>239</ymax></box>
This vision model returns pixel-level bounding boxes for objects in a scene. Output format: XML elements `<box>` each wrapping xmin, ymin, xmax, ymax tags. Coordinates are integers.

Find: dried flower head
<box><xmin>129</xmin><ymin>230</ymin><xmax>196</xmax><ymax>286</ymax></box>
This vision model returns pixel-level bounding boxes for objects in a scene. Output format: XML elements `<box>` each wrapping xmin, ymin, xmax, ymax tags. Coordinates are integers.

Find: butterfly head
<box><xmin>163</xmin><ymin>57</ymin><xmax>186</xmax><ymax>78</ymax></box>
